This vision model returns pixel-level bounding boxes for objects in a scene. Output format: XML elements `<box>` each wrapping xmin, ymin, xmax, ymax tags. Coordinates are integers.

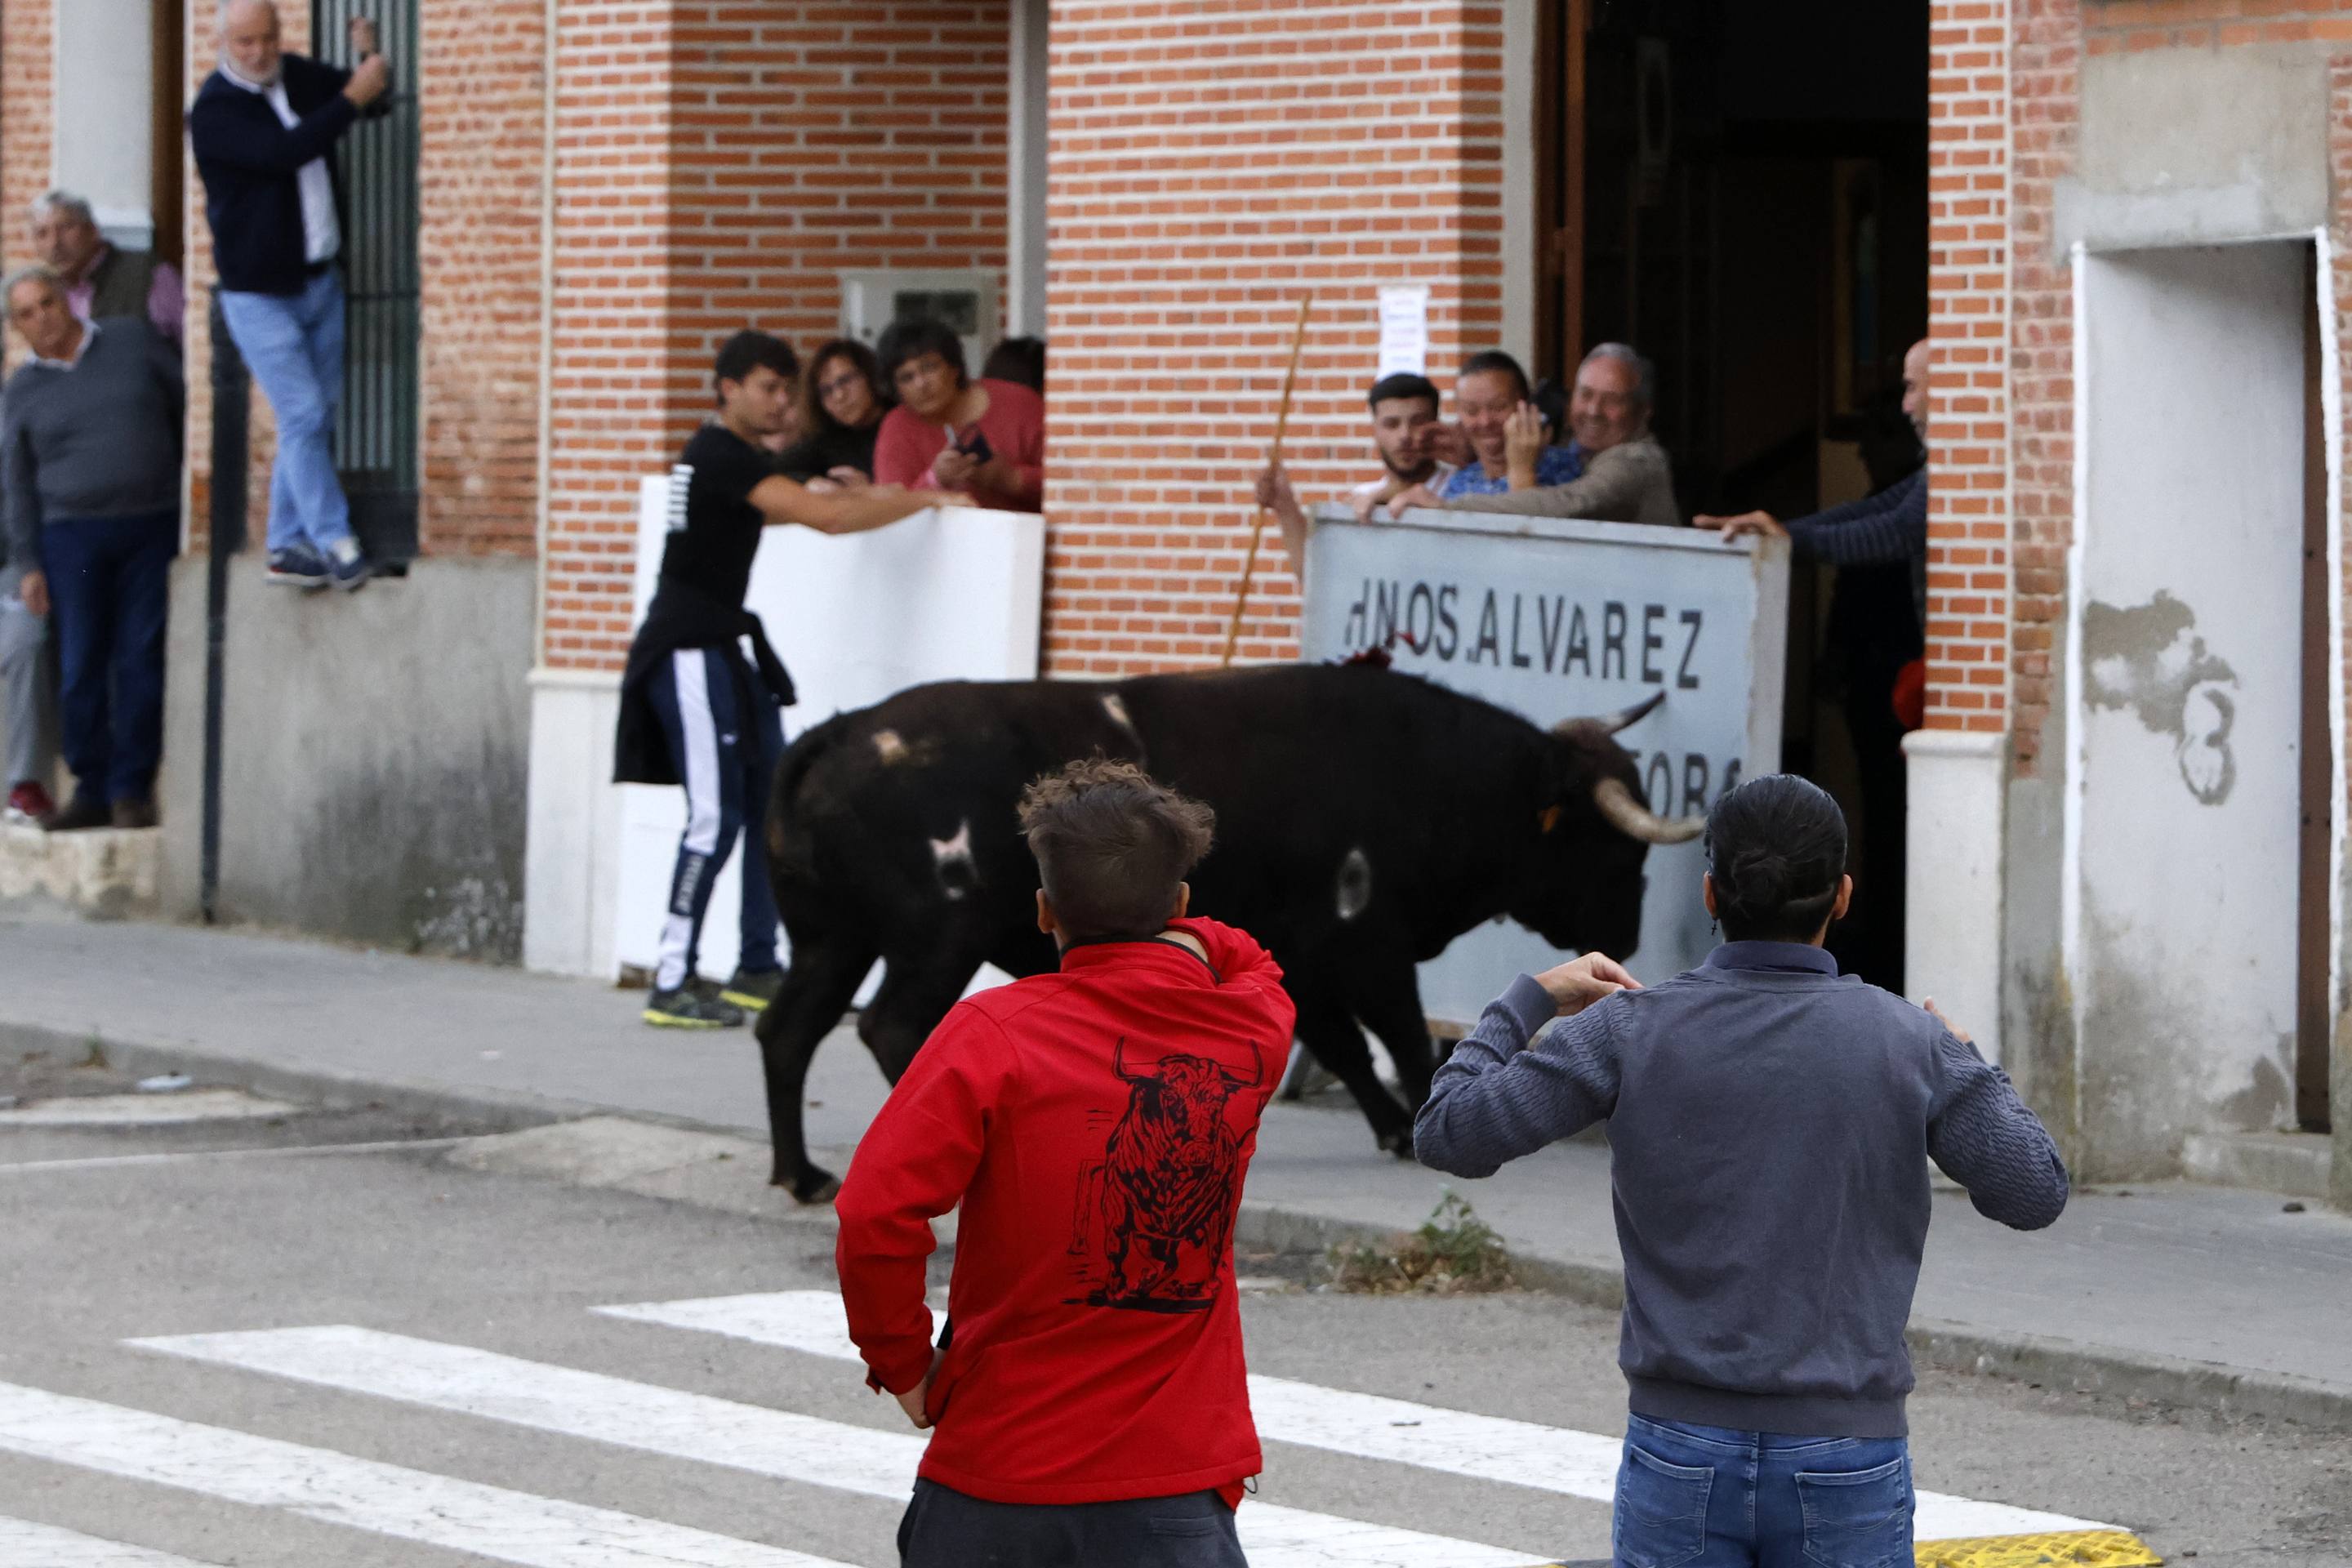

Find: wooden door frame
<box><xmin>1534</xmin><ymin>0</ymin><xmax>1588</xmax><ymax>385</ymax></box>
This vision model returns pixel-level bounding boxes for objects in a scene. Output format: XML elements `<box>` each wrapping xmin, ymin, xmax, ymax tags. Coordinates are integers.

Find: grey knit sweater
<box><xmin>1</xmin><ymin>318</ymin><xmax>185</xmax><ymax>591</ymax></box>
<box><xmin>1414</xmin><ymin>941</ymin><xmax>2068</xmax><ymax>1438</ymax></box>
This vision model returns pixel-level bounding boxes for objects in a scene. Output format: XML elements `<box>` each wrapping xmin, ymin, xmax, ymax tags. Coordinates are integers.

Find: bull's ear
<box><xmin>1539</xmin><ymin>804</ymin><xmax>1565</xmax><ymax>835</ymax></box>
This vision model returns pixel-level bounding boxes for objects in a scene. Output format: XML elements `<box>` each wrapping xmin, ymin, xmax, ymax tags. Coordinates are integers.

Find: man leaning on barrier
<box><xmin>614</xmin><ymin>331</ymin><xmax>968</xmax><ymax>1031</ymax></box>
<box><xmin>1392</xmin><ymin>343</ymin><xmax>1679</xmax><ymax>526</ymax></box>
<box><xmin>1254</xmin><ymin>370</ymin><xmax>1459</xmax><ymax>582</ymax></box>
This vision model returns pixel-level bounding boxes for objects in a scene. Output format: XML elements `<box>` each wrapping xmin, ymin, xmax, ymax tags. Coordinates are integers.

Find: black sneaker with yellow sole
<box><xmin>643</xmin><ymin>985</ymin><xmax>746</xmax><ymax>1029</ymax></box>
<box><xmin>719</xmin><ymin>966</ymin><xmax>785</xmax><ymax>1012</ymax></box>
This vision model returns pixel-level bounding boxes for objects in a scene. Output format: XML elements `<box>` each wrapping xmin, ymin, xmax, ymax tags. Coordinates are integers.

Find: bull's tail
<box><xmin>764</xmin><ymin>712</ymin><xmax>855</xmax><ymax>876</ymax></box>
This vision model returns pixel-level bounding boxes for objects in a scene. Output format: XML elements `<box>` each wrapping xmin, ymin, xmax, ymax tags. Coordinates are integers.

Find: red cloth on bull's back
<box><xmin>835</xmin><ymin>917</ymin><xmax>1295</xmax><ymax>1508</ymax></box>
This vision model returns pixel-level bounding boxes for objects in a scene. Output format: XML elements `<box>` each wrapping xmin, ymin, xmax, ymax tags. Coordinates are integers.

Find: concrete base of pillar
<box><xmin>521</xmin><ymin>666</ymin><xmax>624</xmax><ymax>980</ymax></box>
<box><xmin>1903</xmin><ymin>727</ymin><xmax>2007</xmax><ymax>1062</ymax></box>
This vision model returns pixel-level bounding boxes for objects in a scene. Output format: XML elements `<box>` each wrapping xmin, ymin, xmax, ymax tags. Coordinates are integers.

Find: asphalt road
<box><xmin>0</xmin><ymin>1065</ymin><xmax>2346</xmax><ymax>1567</ymax></box>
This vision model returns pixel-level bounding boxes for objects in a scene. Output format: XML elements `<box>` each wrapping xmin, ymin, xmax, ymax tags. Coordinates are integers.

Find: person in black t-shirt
<box><xmin>615</xmin><ymin>330</ymin><xmax>964</xmax><ymax>1028</ymax></box>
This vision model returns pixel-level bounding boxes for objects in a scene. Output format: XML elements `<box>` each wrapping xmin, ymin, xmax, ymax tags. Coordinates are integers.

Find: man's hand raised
<box><xmin>343</xmin><ymin>52</ymin><xmax>390</xmax><ymax>107</ymax></box>
<box><xmin>1532</xmin><ymin>953</ymin><xmax>1640</xmax><ymax>1018</ymax></box>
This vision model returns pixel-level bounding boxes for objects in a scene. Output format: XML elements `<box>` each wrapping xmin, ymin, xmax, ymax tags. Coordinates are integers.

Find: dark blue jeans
<box><xmin>41</xmin><ymin>510</ymin><xmax>176</xmax><ymax>806</ymax></box>
<box><xmin>1613</xmin><ymin>1414</ymin><xmax>1913</xmax><ymax>1568</ymax></box>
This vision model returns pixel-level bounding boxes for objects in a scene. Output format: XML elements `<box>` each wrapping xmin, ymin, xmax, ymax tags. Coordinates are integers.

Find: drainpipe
<box><xmin>532</xmin><ymin>0</ymin><xmax>558</xmax><ymax>666</ymax></box>
<box><xmin>201</xmin><ymin>294</ymin><xmax>250</xmax><ymax>924</ymax></box>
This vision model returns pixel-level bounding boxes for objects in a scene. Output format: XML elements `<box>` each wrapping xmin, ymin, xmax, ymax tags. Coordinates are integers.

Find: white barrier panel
<box><xmin>1301</xmin><ymin>506</ymin><xmax>1788</xmax><ymax>1024</ymax></box>
<box><xmin>612</xmin><ymin>479</ymin><xmax>1045</xmax><ymax>980</ymax></box>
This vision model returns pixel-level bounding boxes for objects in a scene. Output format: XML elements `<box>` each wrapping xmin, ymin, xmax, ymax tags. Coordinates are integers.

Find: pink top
<box><xmin>872</xmin><ymin>377</ymin><xmax>1046</xmax><ymax>512</ymax></box>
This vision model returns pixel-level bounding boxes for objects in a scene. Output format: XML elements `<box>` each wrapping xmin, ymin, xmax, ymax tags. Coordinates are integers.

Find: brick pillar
<box><xmin>1043</xmin><ymin>2</ymin><xmax>1507</xmax><ymax>675</ymax></box>
<box><xmin>1924</xmin><ymin>0</ymin><xmax>2017</xmax><ymax>740</ymax></box>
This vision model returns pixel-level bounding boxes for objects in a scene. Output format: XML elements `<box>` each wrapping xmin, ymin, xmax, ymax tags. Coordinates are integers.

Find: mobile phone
<box><xmin>955</xmin><ymin>430</ymin><xmax>994</xmax><ymax>465</ymax></box>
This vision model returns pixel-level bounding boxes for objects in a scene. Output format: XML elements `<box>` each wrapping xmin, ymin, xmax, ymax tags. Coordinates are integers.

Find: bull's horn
<box><xmin>1593</xmin><ymin>777</ymin><xmax>1706</xmax><ymax>845</ymax></box>
<box><xmin>1599</xmin><ymin>690</ymin><xmax>1667</xmax><ymax>736</ymax></box>
<box><xmin>1557</xmin><ymin>690</ymin><xmax>1667</xmax><ymax>738</ymax></box>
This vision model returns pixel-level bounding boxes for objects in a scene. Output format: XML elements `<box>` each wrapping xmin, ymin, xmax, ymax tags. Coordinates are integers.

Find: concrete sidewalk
<box><xmin>7</xmin><ymin>913</ymin><xmax>2350</xmax><ymax>1431</ymax></box>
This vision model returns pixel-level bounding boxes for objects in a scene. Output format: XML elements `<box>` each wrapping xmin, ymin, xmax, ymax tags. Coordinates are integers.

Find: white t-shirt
<box><xmin>1346</xmin><ymin>463</ymin><xmax>1454</xmax><ymax>513</ymax></box>
<box><xmin>222</xmin><ymin>63</ymin><xmax>341</xmax><ymax>265</ymax></box>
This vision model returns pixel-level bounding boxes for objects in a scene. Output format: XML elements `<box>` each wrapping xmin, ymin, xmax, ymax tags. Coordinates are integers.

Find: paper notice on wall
<box><xmin>1376</xmin><ymin>285</ymin><xmax>1430</xmax><ymax>376</ymax></box>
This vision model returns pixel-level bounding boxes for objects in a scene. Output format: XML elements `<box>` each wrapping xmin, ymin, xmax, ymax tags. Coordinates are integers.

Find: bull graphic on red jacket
<box><xmin>1070</xmin><ymin>1036</ymin><xmax>1263</xmax><ymax>1312</ymax></box>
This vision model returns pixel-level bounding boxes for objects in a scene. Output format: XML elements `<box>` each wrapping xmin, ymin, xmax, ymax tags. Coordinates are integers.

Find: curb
<box><xmin>13</xmin><ymin>1018</ymin><xmax>2351</xmax><ymax>1436</ymax></box>
<box><xmin>1228</xmin><ymin>1207</ymin><xmax>2352</xmax><ymax>1435</ymax></box>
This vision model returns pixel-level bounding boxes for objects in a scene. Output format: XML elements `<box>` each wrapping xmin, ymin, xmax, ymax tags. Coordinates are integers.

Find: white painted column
<box><xmin>52</xmin><ymin>0</ymin><xmax>157</xmax><ymax>248</ymax></box>
<box><xmin>1903</xmin><ymin>727</ymin><xmax>2007</xmax><ymax>1063</ymax></box>
<box><xmin>1005</xmin><ymin>0</ymin><xmax>1050</xmax><ymax>339</ymax></box>
<box><xmin>1499</xmin><ymin>0</ymin><xmax>1538</xmax><ymax>372</ymax></box>
<box><xmin>521</xmin><ymin>667</ymin><xmax>625</xmax><ymax>978</ymax></box>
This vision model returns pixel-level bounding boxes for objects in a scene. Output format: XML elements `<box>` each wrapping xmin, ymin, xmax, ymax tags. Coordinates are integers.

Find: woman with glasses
<box><xmin>777</xmin><ymin>338</ymin><xmax>893</xmax><ymax>491</ymax></box>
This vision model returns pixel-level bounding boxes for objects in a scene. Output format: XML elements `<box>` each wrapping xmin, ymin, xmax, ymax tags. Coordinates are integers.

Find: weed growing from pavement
<box><xmin>1327</xmin><ymin>1192</ymin><xmax>1517</xmax><ymax>1294</ymax></box>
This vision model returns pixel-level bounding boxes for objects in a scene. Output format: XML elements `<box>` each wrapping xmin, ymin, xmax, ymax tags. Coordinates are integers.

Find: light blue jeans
<box><xmin>1614</xmin><ymin>1414</ymin><xmax>1913</xmax><ymax>1568</ymax></box>
<box><xmin>217</xmin><ymin>269</ymin><xmax>353</xmax><ymax>556</ymax></box>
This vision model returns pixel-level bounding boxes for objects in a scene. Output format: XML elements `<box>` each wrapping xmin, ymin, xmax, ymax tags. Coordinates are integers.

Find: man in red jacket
<box><xmin>836</xmin><ymin>758</ymin><xmax>1297</xmax><ymax>1566</ymax></box>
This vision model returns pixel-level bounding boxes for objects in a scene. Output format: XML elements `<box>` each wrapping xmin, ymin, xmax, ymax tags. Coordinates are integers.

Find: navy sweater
<box><xmin>1786</xmin><ymin>466</ymin><xmax>1928</xmax><ymax>628</ymax></box>
<box><xmin>1414</xmin><ymin>942</ymin><xmax>2068</xmax><ymax>1438</ymax></box>
<box><xmin>188</xmin><ymin>56</ymin><xmax>360</xmax><ymax>296</ymax></box>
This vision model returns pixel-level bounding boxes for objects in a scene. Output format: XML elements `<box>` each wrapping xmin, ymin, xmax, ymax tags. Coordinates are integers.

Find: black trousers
<box><xmin>898</xmin><ymin>1478</ymin><xmax>1248</xmax><ymax>1568</ymax></box>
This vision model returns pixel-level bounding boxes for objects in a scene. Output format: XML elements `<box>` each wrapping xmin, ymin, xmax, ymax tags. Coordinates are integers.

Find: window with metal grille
<box><xmin>311</xmin><ymin>0</ymin><xmax>420</xmax><ymax>564</ymax></box>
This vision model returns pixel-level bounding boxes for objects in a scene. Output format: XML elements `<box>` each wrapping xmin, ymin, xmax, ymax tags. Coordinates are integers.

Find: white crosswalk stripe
<box><xmin>135</xmin><ymin>1325</ymin><xmax>1552</xmax><ymax>1568</ymax></box>
<box><xmin>0</xmin><ymin>1381</ymin><xmax>857</xmax><ymax>1568</ymax></box>
<box><xmin>599</xmin><ymin>1289</ymin><xmax>2107</xmax><ymax>1542</ymax></box>
<box><xmin>0</xmin><ymin>1516</ymin><xmax>225</xmax><ymax>1567</ymax></box>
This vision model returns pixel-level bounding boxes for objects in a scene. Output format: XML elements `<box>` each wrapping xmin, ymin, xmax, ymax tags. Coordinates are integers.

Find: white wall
<box><xmin>52</xmin><ymin>0</ymin><xmax>157</xmax><ymax>247</ymax></box>
<box><xmin>1499</xmin><ymin>0</ymin><xmax>1537</xmax><ymax>372</ymax></box>
<box><xmin>2070</xmin><ymin>243</ymin><xmax>2313</xmax><ymax>1170</ymax></box>
<box><xmin>1006</xmin><ymin>0</ymin><xmax>1050</xmax><ymax>340</ymax></box>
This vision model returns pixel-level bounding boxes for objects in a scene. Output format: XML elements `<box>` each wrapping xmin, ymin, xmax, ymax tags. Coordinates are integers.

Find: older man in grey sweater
<box><xmin>2</xmin><ymin>267</ymin><xmax>184</xmax><ymax>831</ymax></box>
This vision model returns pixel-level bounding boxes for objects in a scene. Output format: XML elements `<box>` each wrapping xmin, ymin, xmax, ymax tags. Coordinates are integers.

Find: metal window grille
<box><xmin>311</xmin><ymin>0</ymin><xmax>420</xmax><ymax>563</ymax></box>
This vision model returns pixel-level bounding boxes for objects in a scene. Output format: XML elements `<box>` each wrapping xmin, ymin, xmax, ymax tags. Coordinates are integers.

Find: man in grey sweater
<box><xmin>2</xmin><ymin>267</ymin><xmax>184</xmax><ymax>831</ymax></box>
<box><xmin>1415</xmin><ymin>773</ymin><xmax>2066</xmax><ymax>1568</ymax></box>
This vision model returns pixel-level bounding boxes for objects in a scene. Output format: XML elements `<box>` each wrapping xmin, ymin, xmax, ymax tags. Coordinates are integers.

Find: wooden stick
<box><xmin>1221</xmin><ymin>292</ymin><xmax>1313</xmax><ymax>667</ymax></box>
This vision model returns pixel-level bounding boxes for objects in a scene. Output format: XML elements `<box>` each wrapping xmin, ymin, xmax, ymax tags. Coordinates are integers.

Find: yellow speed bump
<box><xmin>1917</xmin><ymin>1530</ymin><xmax>2162</xmax><ymax>1568</ymax></box>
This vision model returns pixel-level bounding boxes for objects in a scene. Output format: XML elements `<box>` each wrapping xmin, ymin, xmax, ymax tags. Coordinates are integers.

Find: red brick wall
<box><xmin>0</xmin><ymin>0</ymin><xmax>54</xmax><ymax>284</ymax></box>
<box><xmin>1041</xmin><ymin>0</ymin><xmax>1507</xmax><ymax>675</ymax></box>
<box><xmin>1924</xmin><ymin>0</ymin><xmax>2017</xmax><ymax>742</ymax></box>
<box><xmin>541</xmin><ymin>0</ymin><xmax>1013</xmax><ymax>671</ymax></box>
<box><xmin>418</xmin><ymin>0</ymin><xmax>548</xmax><ymax>558</ymax></box>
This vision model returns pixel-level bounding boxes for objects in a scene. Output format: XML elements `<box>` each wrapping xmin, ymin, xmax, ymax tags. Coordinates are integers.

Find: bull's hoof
<box><xmin>789</xmin><ymin>1168</ymin><xmax>842</xmax><ymax>1205</ymax></box>
<box><xmin>1378</xmin><ymin>1126</ymin><xmax>1417</xmax><ymax>1162</ymax></box>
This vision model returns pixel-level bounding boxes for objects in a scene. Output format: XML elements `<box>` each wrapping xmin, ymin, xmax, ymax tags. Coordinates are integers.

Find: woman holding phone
<box><xmin>871</xmin><ymin>318</ymin><xmax>1046</xmax><ymax>512</ymax></box>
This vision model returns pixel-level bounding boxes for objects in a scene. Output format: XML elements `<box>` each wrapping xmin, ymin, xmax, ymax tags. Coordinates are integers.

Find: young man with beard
<box><xmin>1254</xmin><ymin>371</ymin><xmax>1458</xmax><ymax>581</ymax></box>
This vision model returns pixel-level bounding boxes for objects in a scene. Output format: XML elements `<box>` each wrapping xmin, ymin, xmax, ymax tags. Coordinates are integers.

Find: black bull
<box><xmin>752</xmin><ymin>662</ymin><xmax>1700</xmax><ymax>1201</ymax></box>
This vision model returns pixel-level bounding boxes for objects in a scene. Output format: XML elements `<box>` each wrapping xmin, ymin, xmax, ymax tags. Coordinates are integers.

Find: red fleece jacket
<box><xmin>835</xmin><ymin>918</ymin><xmax>1295</xmax><ymax>1507</ymax></box>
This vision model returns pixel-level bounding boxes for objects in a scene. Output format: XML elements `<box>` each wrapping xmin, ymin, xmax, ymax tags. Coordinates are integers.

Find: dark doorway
<box><xmin>1536</xmin><ymin>0</ymin><xmax>1931</xmax><ymax>988</ymax></box>
<box><xmin>312</xmin><ymin>0</ymin><xmax>421</xmax><ymax>565</ymax></box>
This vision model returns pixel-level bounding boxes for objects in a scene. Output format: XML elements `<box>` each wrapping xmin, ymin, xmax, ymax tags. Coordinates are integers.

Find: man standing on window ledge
<box><xmin>189</xmin><ymin>0</ymin><xmax>390</xmax><ymax>593</ymax></box>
